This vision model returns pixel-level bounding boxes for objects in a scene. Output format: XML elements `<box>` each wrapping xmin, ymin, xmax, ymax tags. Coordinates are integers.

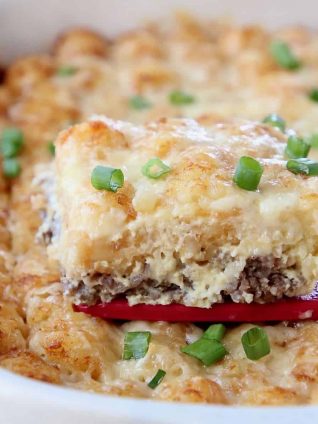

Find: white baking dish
<box><xmin>1</xmin><ymin>0</ymin><xmax>318</xmax><ymax>422</ymax></box>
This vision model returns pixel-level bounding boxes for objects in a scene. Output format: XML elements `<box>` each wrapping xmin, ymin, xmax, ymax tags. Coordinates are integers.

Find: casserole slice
<box><xmin>44</xmin><ymin>116</ymin><xmax>318</xmax><ymax>307</ymax></box>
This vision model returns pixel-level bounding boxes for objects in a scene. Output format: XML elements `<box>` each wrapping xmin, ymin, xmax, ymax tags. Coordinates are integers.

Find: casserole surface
<box><xmin>2</xmin><ymin>1</ymin><xmax>318</xmax><ymax>422</ymax></box>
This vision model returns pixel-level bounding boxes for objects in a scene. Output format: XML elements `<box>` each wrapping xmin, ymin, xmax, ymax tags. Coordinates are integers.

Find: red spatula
<box><xmin>75</xmin><ymin>283</ymin><xmax>318</xmax><ymax>322</ymax></box>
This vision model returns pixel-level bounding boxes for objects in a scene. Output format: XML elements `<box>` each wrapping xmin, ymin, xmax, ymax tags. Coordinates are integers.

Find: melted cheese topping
<box><xmin>53</xmin><ymin>117</ymin><xmax>318</xmax><ymax>305</ymax></box>
<box><xmin>2</xmin><ymin>14</ymin><xmax>318</xmax><ymax>404</ymax></box>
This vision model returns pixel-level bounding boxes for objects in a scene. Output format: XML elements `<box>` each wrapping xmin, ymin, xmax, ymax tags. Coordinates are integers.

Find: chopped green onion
<box><xmin>56</xmin><ymin>66</ymin><xmax>77</xmax><ymax>76</ymax></box>
<box><xmin>233</xmin><ymin>156</ymin><xmax>263</xmax><ymax>191</ymax></box>
<box><xmin>287</xmin><ymin>158</ymin><xmax>318</xmax><ymax>176</ymax></box>
<box><xmin>285</xmin><ymin>135</ymin><xmax>310</xmax><ymax>159</ymax></box>
<box><xmin>1</xmin><ymin>127</ymin><xmax>24</xmax><ymax>158</ymax></box>
<box><xmin>308</xmin><ymin>88</ymin><xmax>318</xmax><ymax>103</ymax></box>
<box><xmin>129</xmin><ymin>95</ymin><xmax>152</xmax><ymax>110</ymax></box>
<box><xmin>123</xmin><ymin>331</ymin><xmax>151</xmax><ymax>360</ymax></box>
<box><xmin>142</xmin><ymin>157</ymin><xmax>171</xmax><ymax>179</ymax></box>
<box><xmin>307</xmin><ymin>133</ymin><xmax>318</xmax><ymax>148</ymax></box>
<box><xmin>262</xmin><ymin>114</ymin><xmax>286</xmax><ymax>132</ymax></box>
<box><xmin>3</xmin><ymin>158</ymin><xmax>21</xmax><ymax>178</ymax></box>
<box><xmin>241</xmin><ymin>327</ymin><xmax>270</xmax><ymax>360</ymax></box>
<box><xmin>270</xmin><ymin>41</ymin><xmax>301</xmax><ymax>70</ymax></box>
<box><xmin>48</xmin><ymin>141</ymin><xmax>55</xmax><ymax>156</ymax></box>
<box><xmin>181</xmin><ymin>338</ymin><xmax>227</xmax><ymax>366</ymax></box>
<box><xmin>203</xmin><ymin>324</ymin><xmax>226</xmax><ymax>341</ymax></box>
<box><xmin>169</xmin><ymin>90</ymin><xmax>195</xmax><ymax>105</ymax></box>
<box><xmin>91</xmin><ymin>166</ymin><xmax>124</xmax><ymax>192</ymax></box>
<box><xmin>147</xmin><ymin>369</ymin><xmax>166</xmax><ymax>389</ymax></box>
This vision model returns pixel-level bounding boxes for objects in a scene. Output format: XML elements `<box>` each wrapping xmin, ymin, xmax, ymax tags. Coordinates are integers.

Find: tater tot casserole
<box><xmin>2</xmin><ymin>13</ymin><xmax>318</xmax><ymax>405</ymax></box>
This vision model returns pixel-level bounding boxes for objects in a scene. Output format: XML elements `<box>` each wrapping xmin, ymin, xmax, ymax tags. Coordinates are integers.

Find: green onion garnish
<box><xmin>3</xmin><ymin>158</ymin><xmax>21</xmax><ymax>178</ymax></box>
<box><xmin>129</xmin><ymin>95</ymin><xmax>152</xmax><ymax>110</ymax></box>
<box><xmin>202</xmin><ymin>324</ymin><xmax>226</xmax><ymax>341</ymax></box>
<box><xmin>91</xmin><ymin>166</ymin><xmax>124</xmax><ymax>192</ymax></box>
<box><xmin>308</xmin><ymin>88</ymin><xmax>318</xmax><ymax>103</ymax></box>
<box><xmin>147</xmin><ymin>369</ymin><xmax>166</xmax><ymax>389</ymax></box>
<box><xmin>181</xmin><ymin>338</ymin><xmax>227</xmax><ymax>366</ymax></box>
<box><xmin>142</xmin><ymin>157</ymin><xmax>171</xmax><ymax>179</ymax></box>
<box><xmin>287</xmin><ymin>158</ymin><xmax>318</xmax><ymax>176</ymax></box>
<box><xmin>285</xmin><ymin>135</ymin><xmax>310</xmax><ymax>159</ymax></box>
<box><xmin>169</xmin><ymin>90</ymin><xmax>195</xmax><ymax>106</ymax></box>
<box><xmin>0</xmin><ymin>127</ymin><xmax>24</xmax><ymax>158</ymax></box>
<box><xmin>262</xmin><ymin>114</ymin><xmax>286</xmax><ymax>132</ymax></box>
<box><xmin>56</xmin><ymin>66</ymin><xmax>77</xmax><ymax>77</ymax></box>
<box><xmin>48</xmin><ymin>141</ymin><xmax>55</xmax><ymax>156</ymax></box>
<box><xmin>270</xmin><ymin>41</ymin><xmax>301</xmax><ymax>70</ymax></box>
<box><xmin>307</xmin><ymin>133</ymin><xmax>318</xmax><ymax>148</ymax></box>
<box><xmin>241</xmin><ymin>327</ymin><xmax>270</xmax><ymax>360</ymax></box>
<box><xmin>233</xmin><ymin>156</ymin><xmax>263</xmax><ymax>191</ymax></box>
<box><xmin>123</xmin><ymin>331</ymin><xmax>151</xmax><ymax>360</ymax></box>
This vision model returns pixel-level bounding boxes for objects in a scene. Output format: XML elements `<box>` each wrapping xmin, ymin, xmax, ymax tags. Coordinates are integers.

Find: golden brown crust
<box><xmin>5</xmin><ymin>55</ymin><xmax>55</xmax><ymax>96</ymax></box>
<box><xmin>0</xmin><ymin>302</ymin><xmax>27</xmax><ymax>354</ymax></box>
<box><xmin>243</xmin><ymin>386</ymin><xmax>308</xmax><ymax>406</ymax></box>
<box><xmin>0</xmin><ymin>351</ymin><xmax>61</xmax><ymax>384</ymax></box>
<box><xmin>114</xmin><ymin>29</ymin><xmax>164</xmax><ymax>61</ymax></box>
<box><xmin>157</xmin><ymin>377</ymin><xmax>228</xmax><ymax>404</ymax></box>
<box><xmin>53</xmin><ymin>28</ymin><xmax>109</xmax><ymax>60</ymax></box>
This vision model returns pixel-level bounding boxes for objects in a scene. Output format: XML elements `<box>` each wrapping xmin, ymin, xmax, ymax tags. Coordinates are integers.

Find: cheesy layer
<box><xmin>49</xmin><ymin>117</ymin><xmax>318</xmax><ymax>306</ymax></box>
